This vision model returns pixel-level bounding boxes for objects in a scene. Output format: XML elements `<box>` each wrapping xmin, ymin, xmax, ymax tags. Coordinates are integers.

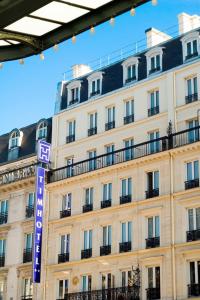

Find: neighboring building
<box><xmin>45</xmin><ymin>13</ymin><xmax>200</xmax><ymax>300</ymax></box>
<box><xmin>0</xmin><ymin>118</ymin><xmax>52</xmax><ymax>300</ymax></box>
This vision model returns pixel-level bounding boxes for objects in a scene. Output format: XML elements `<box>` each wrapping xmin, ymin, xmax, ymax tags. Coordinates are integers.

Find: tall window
<box><xmin>186</xmin><ymin>39</ymin><xmax>198</xmax><ymax>59</ymax></box>
<box><xmin>122</xmin><ymin>270</ymin><xmax>132</xmax><ymax>287</ymax></box>
<box><xmin>23</xmin><ymin>233</ymin><xmax>33</xmax><ymax>263</ymax></box>
<box><xmin>85</xmin><ymin>188</ymin><xmax>93</xmax><ymax>206</ymax></box>
<box><xmin>70</xmin><ymin>87</ymin><xmax>79</xmax><ymax>104</ymax></box>
<box><xmin>37</xmin><ymin>121</ymin><xmax>47</xmax><ymax>140</ymax></box>
<box><xmin>58</xmin><ymin>279</ymin><xmax>68</xmax><ymax>299</ymax></box>
<box><xmin>147</xmin><ymin>267</ymin><xmax>160</xmax><ymax>296</ymax></box>
<box><xmin>150</xmin><ymin>55</ymin><xmax>161</xmax><ymax>74</ymax></box>
<box><xmin>127</xmin><ymin>65</ymin><xmax>136</xmax><ymax>82</ymax></box>
<box><xmin>186</xmin><ymin>77</ymin><xmax>198</xmax><ymax>104</ymax></box>
<box><xmin>9</xmin><ymin>131</ymin><xmax>19</xmax><ymax>148</ymax></box>
<box><xmin>188</xmin><ymin>120</ymin><xmax>199</xmax><ymax>143</ymax></box>
<box><xmin>121</xmin><ymin>222</ymin><xmax>132</xmax><ymax>243</ymax></box>
<box><xmin>60</xmin><ymin>234</ymin><xmax>70</xmax><ymax>254</ymax></box>
<box><xmin>188</xmin><ymin>208</ymin><xmax>200</xmax><ymax>232</ymax></box>
<box><xmin>146</xmin><ymin>171</ymin><xmax>159</xmax><ymax>198</ymax></box>
<box><xmin>124</xmin><ymin>138</ymin><xmax>134</xmax><ymax>161</ymax></box>
<box><xmin>62</xmin><ymin>193</ymin><xmax>71</xmax><ymax>212</ymax></box>
<box><xmin>147</xmin><ymin>216</ymin><xmax>160</xmax><ymax>239</ymax></box>
<box><xmin>124</xmin><ymin>100</ymin><xmax>134</xmax><ymax>124</ymax></box>
<box><xmin>91</xmin><ymin>79</ymin><xmax>100</xmax><ymax>96</ymax></box>
<box><xmin>105</xmin><ymin>144</ymin><xmax>115</xmax><ymax>166</ymax></box>
<box><xmin>88</xmin><ymin>112</ymin><xmax>97</xmax><ymax>136</ymax></box>
<box><xmin>148</xmin><ymin>131</ymin><xmax>160</xmax><ymax>154</ymax></box>
<box><xmin>102</xmin><ymin>273</ymin><xmax>114</xmax><ymax>289</ymax></box>
<box><xmin>83</xmin><ymin>230</ymin><xmax>92</xmax><ymax>250</ymax></box>
<box><xmin>121</xmin><ymin>178</ymin><xmax>132</xmax><ymax>197</ymax></box>
<box><xmin>0</xmin><ymin>200</ymin><xmax>8</xmax><ymax>224</ymax></box>
<box><xmin>103</xmin><ymin>225</ymin><xmax>112</xmax><ymax>246</ymax></box>
<box><xmin>88</xmin><ymin>150</ymin><xmax>96</xmax><ymax>171</ymax></box>
<box><xmin>82</xmin><ymin>275</ymin><xmax>92</xmax><ymax>292</ymax></box>
<box><xmin>186</xmin><ymin>161</ymin><xmax>199</xmax><ymax>181</ymax></box>
<box><xmin>65</xmin><ymin>156</ymin><xmax>74</xmax><ymax>178</ymax></box>
<box><xmin>103</xmin><ymin>183</ymin><xmax>112</xmax><ymax>202</ymax></box>
<box><xmin>148</xmin><ymin>91</ymin><xmax>159</xmax><ymax>117</ymax></box>
<box><xmin>0</xmin><ymin>239</ymin><xmax>5</xmax><ymax>267</ymax></box>
<box><xmin>26</xmin><ymin>193</ymin><xmax>34</xmax><ymax>219</ymax></box>
<box><xmin>22</xmin><ymin>278</ymin><xmax>33</xmax><ymax>299</ymax></box>
<box><xmin>66</xmin><ymin>120</ymin><xmax>76</xmax><ymax>143</ymax></box>
<box><xmin>190</xmin><ymin>261</ymin><xmax>200</xmax><ymax>285</ymax></box>
<box><xmin>105</xmin><ymin>106</ymin><xmax>115</xmax><ymax>130</ymax></box>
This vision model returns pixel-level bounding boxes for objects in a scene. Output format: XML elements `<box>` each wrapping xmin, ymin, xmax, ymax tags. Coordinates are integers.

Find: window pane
<box><xmin>128</xmin><ymin>178</ymin><xmax>132</xmax><ymax>195</ymax></box>
<box><xmin>187</xmin><ymin>79</ymin><xmax>192</xmax><ymax>95</ymax></box>
<box><xmin>148</xmin><ymin>218</ymin><xmax>153</xmax><ymax>238</ymax></box>
<box><xmin>122</xmin><ymin>223</ymin><xmax>126</xmax><ymax>242</ymax></box>
<box><xmin>155</xmin><ymin>216</ymin><xmax>160</xmax><ymax>237</ymax></box>
<box><xmin>193</xmin><ymin>40</ymin><xmax>197</xmax><ymax>53</ymax></box>
<box><xmin>196</xmin><ymin>208</ymin><xmax>200</xmax><ymax>230</ymax></box>
<box><xmin>156</xmin><ymin>55</ymin><xmax>160</xmax><ymax>67</ymax></box>
<box><xmin>187</xmin><ymin>42</ymin><xmax>192</xmax><ymax>55</ymax></box>
<box><xmin>128</xmin><ymin>222</ymin><xmax>132</xmax><ymax>242</ymax></box>
<box><xmin>190</xmin><ymin>262</ymin><xmax>195</xmax><ymax>284</ymax></box>
<box><xmin>108</xmin><ymin>226</ymin><xmax>111</xmax><ymax>245</ymax></box>
<box><xmin>193</xmin><ymin>77</ymin><xmax>198</xmax><ymax>94</ymax></box>
<box><xmin>155</xmin><ymin>267</ymin><xmax>160</xmax><ymax>288</ymax></box>
<box><xmin>122</xmin><ymin>272</ymin><xmax>126</xmax><ymax>287</ymax></box>
<box><xmin>154</xmin><ymin>171</ymin><xmax>159</xmax><ymax>189</ymax></box>
<box><xmin>188</xmin><ymin>209</ymin><xmax>194</xmax><ymax>231</ymax></box>
<box><xmin>194</xmin><ymin>161</ymin><xmax>199</xmax><ymax>179</ymax></box>
<box><xmin>89</xmin><ymin>230</ymin><xmax>92</xmax><ymax>248</ymax></box>
<box><xmin>148</xmin><ymin>268</ymin><xmax>153</xmax><ymax>288</ymax></box>
<box><xmin>187</xmin><ymin>162</ymin><xmax>192</xmax><ymax>181</ymax></box>
<box><xmin>122</xmin><ymin>179</ymin><xmax>126</xmax><ymax>196</ymax></box>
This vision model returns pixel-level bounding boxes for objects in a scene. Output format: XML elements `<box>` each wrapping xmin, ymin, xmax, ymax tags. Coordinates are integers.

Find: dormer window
<box><xmin>8</xmin><ymin>129</ymin><xmax>22</xmax><ymax>161</ymax></box>
<box><xmin>87</xmin><ymin>72</ymin><xmax>103</xmax><ymax>98</ymax></box>
<box><xmin>145</xmin><ymin>47</ymin><xmax>163</xmax><ymax>76</ymax></box>
<box><xmin>122</xmin><ymin>57</ymin><xmax>139</xmax><ymax>85</ymax></box>
<box><xmin>36</xmin><ymin>120</ymin><xmax>47</xmax><ymax>141</ymax></box>
<box><xmin>181</xmin><ymin>31</ymin><xmax>200</xmax><ymax>62</ymax></box>
<box><xmin>67</xmin><ymin>80</ymin><xmax>81</xmax><ymax>106</ymax></box>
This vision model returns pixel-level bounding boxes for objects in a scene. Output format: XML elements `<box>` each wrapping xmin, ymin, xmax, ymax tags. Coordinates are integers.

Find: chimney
<box><xmin>72</xmin><ymin>64</ymin><xmax>92</xmax><ymax>79</ymax></box>
<box><xmin>145</xmin><ymin>27</ymin><xmax>171</xmax><ymax>48</ymax></box>
<box><xmin>178</xmin><ymin>13</ymin><xmax>200</xmax><ymax>35</ymax></box>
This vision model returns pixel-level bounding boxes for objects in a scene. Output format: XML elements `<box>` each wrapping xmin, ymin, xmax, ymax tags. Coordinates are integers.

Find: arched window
<box><xmin>36</xmin><ymin>120</ymin><xmax>47</xmax><ymax>140</ymax></box>
<box><xmin>8</xmin><ymin>129</ymin><xmax>22</xmax><ymax>161</ymax></box>
<box><xmin>9</xmin><ymin>130</ymin><xmax>20</xmax><ymax>149</ymax></box>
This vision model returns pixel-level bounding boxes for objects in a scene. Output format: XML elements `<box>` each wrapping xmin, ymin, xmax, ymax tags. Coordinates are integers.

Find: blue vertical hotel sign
<box><xmin>33</xmin><ymin>140</ymin><xmax>51</xmax><ymax>283</ymax></box>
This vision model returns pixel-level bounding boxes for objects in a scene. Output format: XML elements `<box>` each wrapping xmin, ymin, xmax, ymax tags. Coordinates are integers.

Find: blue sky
<box><xmin>0</xmin><ymin>0</ymin><xmax>199</xmax><ymax>135</ymax></box>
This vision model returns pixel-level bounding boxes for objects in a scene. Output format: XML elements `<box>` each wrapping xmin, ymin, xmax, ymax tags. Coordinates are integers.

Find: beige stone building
<box><xmin>44</xmin><ymin>13</ymin><xmax>200</xmax><ymax>300</ymax></box>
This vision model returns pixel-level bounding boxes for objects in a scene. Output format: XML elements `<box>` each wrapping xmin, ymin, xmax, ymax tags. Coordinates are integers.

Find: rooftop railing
<box><xmin>47</xmin><ymin>126</ymin><xmax>200</xmax><ymax>184</ymax></box>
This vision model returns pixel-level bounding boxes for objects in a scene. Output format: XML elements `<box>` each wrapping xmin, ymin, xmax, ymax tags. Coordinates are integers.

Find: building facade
<box><xmin>45</xmin><ymin>13</ymin><xmax>200</xmax><ymax>300</ymax></box>
<box><xmin>0</xmin><ymin>118</ymin><xmax>52</xmax><ymax>300</ymax></box>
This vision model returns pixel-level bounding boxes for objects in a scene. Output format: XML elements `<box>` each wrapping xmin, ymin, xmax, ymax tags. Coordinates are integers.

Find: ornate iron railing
<box><xmin>188</xmin><ymin>284</ymin><xmax>200</xmax><ymax>297</ymax></box>
<box><xmin>186</xmin><ymin>229</ymin><xmax>200</xmax><ymax>242</ymax></box>
<box><xmin>146</xmin><ymin>237</ymin><xmax>160</xmax><ymax>249</ymax></box>
<box><xmin>100</xmin><ymin>245</ymin><xmax>111</xmax><ymax>256</ymax></box>
<box><xmin>23</xmin><ymin>248</ymin><xmax>32</xmax><ymax>263</ymax></box>
<box><xmin>25</xmin><ymin>206</ymin><xmax>34</xmax><ymax>218</ymax></box>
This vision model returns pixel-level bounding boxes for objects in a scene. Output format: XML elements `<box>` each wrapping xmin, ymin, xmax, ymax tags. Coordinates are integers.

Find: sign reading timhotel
<box><xmin>33</xmin><ymin>140</ymin><xmax>51</xmax><ymax>283</ymax></box>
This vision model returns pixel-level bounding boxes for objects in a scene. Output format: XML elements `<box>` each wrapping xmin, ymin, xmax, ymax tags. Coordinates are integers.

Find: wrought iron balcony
<box><xmin>0</xmin><ymin>254</ymin><xmax>5</xmax><ymax>267</ymax></box>
<box><xmin>120</xmin><ymin>195</ymin><xmax>132</xmax><ymax>205</ymax></box>
<box><xmin>90</xmin><ymin>90</ymin><xmax>100</xmax><ymax>97</ymax></box>
<box><xmin>119</xmin><ymin>241</ymin><xmax>132</xmax><ymax>253</ymax></box>
<box><xmin>186</xmin><ymin>229</ymin><xmax>200</xmax><ymax>242</ymax></box>
<box><xmin>148</xmin><ymin>106</ymin><xmax>160</xmax><ymax>117</ymax></box>
<box><xmin>21</xmin><ymin>296</ymin><xmax>33</xmax><ymax>300</ymax></box>
<box><xmin>185</xmin><ymin>93</ymin><xmax>198</xmax><ymax>104</ymax></box>
<box><xmin>69</xmin><ymin>98</ymin><xmax>79</xmax><ymax>106</ymax></box>
<box><xmin>23</xmin><ymin>248</ymin><xmax>32</xmax><ymax>263</ymax></box>
<box><xmin>58</xmin><ymin>252</ymin><xmax>69</xmax><ymax>263</ymax></box>
<box><xmin>146</xmin><ymin>237</ymin><xmax>160</xmax><ymax>249</ymax></box>
<box><xmin>185</xmin><ymin>179</ymin><xmax>199</xmax><ymax>190</ymax></box>
<box><xmin>88</xmin><ymin>127</ymin><xmax>97</xmax><ymax>137</ymax></box>
<box><xmin>100</xmin><ymin>245</ymin><xmax>111</xmax><ymax>256</ymax></box>
<box><xmin>0</xmin><ymin>212</ymin><xmax>8</xmax><ymax>225</ymax></box>
<box><xmin>56</xmin><ymin>286</ymin><xmax>140</xmax><ymax>300</ymax></box>
<box><xmin>146</xmin><ymin>287</ymin><xmax>160</xmax><ymax>300</ymax></box>
<box><xmin>25</xmin><ymin>206</ymin><xmax>34</xmax><ymax>218</ymax></box>
<box><xmin>186</xmin><ymin>52</ymin><xmax>198</xmax><ymax>60</ymax></box>
<box><xmin>188</xmin><ymin>283</ymin><xmax>200</xmax><ymax>297</ymax></box>
<box><xmin>101</xmin><ymin>199</ymin><xmax>112</xmax><ymax>209</ymax></box>
<box><xmin>47</xmin><ymin>125</ymin><xmax>200</xmax><ymax>184</ymax></box>
<box><xmin>145</xmin><ymin>188</ymin><xmax>159</xmax><ymax>199</ymax></box>
<box><xmin>149</xmin><ymin>66</ymin><xmax>161</xmax><ymax>74</ymax></box>
<box><xmin>81</xmin><ymin>248</ymin><xmax>92</xmax><ymax>259</ymax></box>
<box><xmin>66</xmin><ymin>135</ymin><xmax>75</xmax><ymax>144</ymax></box>
<box><xmin>125</xmin><ymin>76</ymin><xmax>136</xmax><ymax>84</ymax></box>
<box><xmin>105</xmin><ymin>121</ymin><xmax>115</xmax><ymax>131</ymax></box>
<box><xmin>60</xmin><ymin>209</ymin><xmax>71</xmax><ymax>218</ymax></box>
<box><xmin>124</xmin><ymin>114</ymin><xmax>134</xmax><ymax>125</ymax></box>
<box><xmin>82</xmin><ymin>204</ymin><xmax>93</xmax><ymax>213</ymax></box>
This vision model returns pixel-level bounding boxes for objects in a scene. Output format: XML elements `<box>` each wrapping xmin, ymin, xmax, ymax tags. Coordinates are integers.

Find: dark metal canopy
<box><xmin>0</xmin><ymin>0</ymin><xmax>150</xmax><ymax>62</ymax></box>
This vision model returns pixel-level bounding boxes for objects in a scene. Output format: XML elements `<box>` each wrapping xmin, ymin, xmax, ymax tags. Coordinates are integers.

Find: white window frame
<box><xmin>121</xmin><ymin>57</ymin><xmax>139</xmax><ymax>85</ymax></box>
<box><xmin>121</xmin><ymin>178</ymin><xmax>132</xmax><ymax>196</ymax></box>
<box><xmin>9</xmin><ymin>129</ymin><xmax>23</xmax><ymax>149</ymax></box>
<box><xmin>22</xmin><ymin>278</ymin><xmax>33</xmax><ymax>298</ymax></box>
<box><xmin>62</xmin><ymin>193</ymin><xmax>71</xmax><ymax>211</ymax></box>
<box><xmin>88</xmin><ymin>112</ymin><xmax>97</xmax><ymax>129</ymax></box>
<box><xmin>185</xmin><ymin>76</ymin><xmax>198</xmax><ymax>96</ymax></box>
<box><xmin>187</xmin><ymin>207</ymin><xmax>200</xmax><ymax>231</ymax></box>
<box><xmin>82</xmin><ymin>275</ymin><xmax>92</xmax><ymax>292</ymax></box>
<box><xmin>67</xmin><ymin>120</ymin><xmax>76</xmax><ymax>137</ymax></box>
<box><xmin>189</xmin><ymin>260</ymin><xmax>200</xmax><ymax>285</ymax></box>
<box><xmin>106</xmin><ymin>106</ymin><xmax>115</xmax><ymax>123</ymax></box>
<box><xmin>36</xmin><ymin>120</ymin><xmax>47</xmax><ymax>140</ymax></box>
<box><xmin>87</xmin><ymin>71</ymin><xmax>104</xmax><ymax>98</ymax></box>
<box><xmin>85</xmin><ymin>187</ymin><xmax>93</xmax><ymax>205</ymax></box>
<box><xmin>147</xmin><ymin>266</ymin><xmax>160</xmax><ymax>288</ymax></box>
<box><xmin>145</xmin><ymin>47</ymin><xmax>164</xmax><ymax>76</ymax></box>
<box><xmin>58</xmin><ymin>279</ymin><xmax>69</xmax><ymax>299</ymax></box>
<box><xmin>83</xmin><ymin>230</ymin><xmax>92</xmax><ymax>250</ymax></box>
<box><xmin>102</xmin><ymin>225</ymin><xmax>112</xmax><ymax>246</ymax></box>
<box><xmin>121</xmin><ymin>221</ymin><xmax>132</xmax><ymax>243</ymax></box>
<box><xmin>60</xmin><ymin>234</ymin><xmax>70</xmax><ymax>254</ymax></box>
<box><xmin>124</xmin><ymin>99</ymin><xmax>134</xmax><ymax>117</ymax></box>
<box><xmin>181</xmin><ymin>31</ymin><xmax>200</xmax><ymax>62</ymax></box>
<box><xmin>185</xmin><ymin>160</ymin><xmax>199</xmax><ymax>181</ymax></box>
<box><xmin>147</xmin><ymin>215</ymin><xmax>160</xmax><ymax>238</ymax></box>
<box><xmin>103</xmin><ymin>183</ymin><xmax>112</xmax><ymax>201</ymax></box>
<box><xmin>67</xmin><ymin>80</ymin><xmax>81</xmax><ymax>106</ymax></box>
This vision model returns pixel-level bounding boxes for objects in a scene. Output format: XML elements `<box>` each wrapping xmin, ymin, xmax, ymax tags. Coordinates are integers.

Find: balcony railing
<box><xmin>101</xmin><ymin>199</ymin><xmax>112</xmax><ymax>209</ymax></box>
<box><xmin>25</xmin><ymin>206</ymin><xmax>34</xmax><ymax>218</ymax></box>
<box><xmin>185</xmin><ymin>179</ymin><xmax>199</xmax><ymax>190</ymax></box>
<box><xmin>23</xmin><ymin>248</ymin><xmax>32</xmax><ymax>263</ymax></box>
<box><xmin>47</xmin><ymin>126</ymin><xmax>200</xmax><ymax>184</ymax></box>
<box><xmin>149</xmin><ymin>66</ymin><xmax>161</xmax><ymax>74</ymax></box>
<box><xmin>186</xmin><ymin>52</ymin><xmax>198</xmax><ymax>60</ymax></box>
<box><xmin>120</xmin><ymin>195</ymin><xmax>132</xmax><ymax>205</ymax></box>
<box><xmin>58</xmin><ymin>252</ymin><xmax>69</xmax><ymax>263</ymax></box>
<box><xmin>188</xmin><ymin>283</ymin><xmax>200</xmax><ymax>297</ymax></box>
<box><xmin>21</xmin><ymin>296</ymin><xmax>33</xmax><ymax>300</ymax></box>
<box><xmin>124</xmin><ymin>114</ymin><xmax>134</xmax><ymax>125</ymax></box>
<box><xmin>125</xmin><ymin>76</ymin><xmax>136</xmax><ymax>84</ymax></box>
<box><xmin>81</xmin><ymin>248</ymin><xmax>92</xmax><ymax>259</ymax></box>
<box><xmin>88</xmin><ymin>127</ymin><xmax>97</xmax><ymax>137</ymax></box>
<box><xmin>100</xmin><ymin>245</ymin><xmax>111</xmax><ymax>256</ymax></box>
<box><xmin>90</xmin><ymin>90</ymin><xmax>100</xmax><ymax>97</ymax></box>
<box><xmin>185</xmin><ymin>93</ymin><xmax>198</xmax><ymax>104</ymax></box>
<box><xmin>66</xmin><ymin>135</ymin><xmax>75</xmax><ymax>144</ymax></box>
<box><xmin>82</xmin><ymin>204</ymin><xmax>93</xmax><ymax>213</ymax></box>
<box><xmin>119</xmin><ymin>241</ymin><xmax>132</xmax><ymax>253</ymax></box>
<box><xmin>69</xmin><ymin>98</ymin><xmax>79</xmax><ymax>106</ymax></box>
<box><xmin>146</xmin><ymin>237</ymin><xmax>160</xmax><ymax>248</ymax></box>
<box><xmin>0</xmin><ymin>254</ymin><xmax>5</xmax><ymax>267</ymax></box>
<box><xmin>145</xmin><ymin>188</ymin><xmax>159</xmax><ymax>199</ymax></box>
<box><xmin>56</xmin><ymin>286</ymin><xmax>140</xmax><ymax>300</ymax></box>
<box><xmin>60</xmin><ymin>209</ymin><xmax>71</xmax><ymax>218</ymax></box>
<box><xmin>0</xmin><ymin>212</ymin><xmax>8</xmax><ymax>225</ymax></box>
<box><xmin>105</xmin><ymin>121</ymin><xmax>115</xmax><ymax>131</ymax></box>
<box><xmin>186</xmin><ymin>229</ymin><xmax>200</xmax><ymax>242</ymax></box>
<box><xmin>146</xmin><ymin>287</ymin><xmax>160</xmax><ymax>300</ymax></box>
<box><xmin>148</xmin><ymin>106</ymin><xmax>159</xmax><ymax>117</ymax></box>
